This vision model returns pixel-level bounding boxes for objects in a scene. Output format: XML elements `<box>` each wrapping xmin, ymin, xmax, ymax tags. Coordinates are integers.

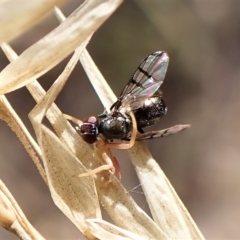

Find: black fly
<box><xmin>77</xmin><ymin>51</ymin><xmax>169</xmax><ymax>145</ymax></box>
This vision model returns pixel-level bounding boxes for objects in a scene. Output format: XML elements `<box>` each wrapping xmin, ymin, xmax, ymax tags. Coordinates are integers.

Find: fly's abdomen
<box><xmin>134</xmin><ymin>96</ymin><xmax>167</xmax><ymax>129</ymax></box>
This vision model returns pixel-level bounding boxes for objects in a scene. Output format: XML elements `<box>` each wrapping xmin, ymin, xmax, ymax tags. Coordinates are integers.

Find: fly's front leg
<box><xmin>75</xmin><ymin>139</ymin><xmax>121</xmax><ymax>181</ymax></box>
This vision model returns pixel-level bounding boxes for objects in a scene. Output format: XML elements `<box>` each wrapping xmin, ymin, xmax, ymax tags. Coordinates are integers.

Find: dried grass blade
<box><xmin>1</xmin><ymin>42</ymin><xmax>90</xmax><ymax>152</ymax></box>
<box><xmin>54</xmin><ymin>6</ymin><xmax>116</xmax><ymax>112</ymax></box>
<box><xmin>0</xmin><ymin>94</ymin><xmax>46</xmax><ymax>183</ymax></box>
<box><xmin>95</xmin><ymin>177</ymin><xmax>169</xmax><ymax>239</ymax></box>
<box><xmin>0</xmin><ymin>0</ymin><xmax>123</xmax><ymax>94</ymax></box>
<box><xmin>80</xmin><ymin>49</ymin><xmax>117</xmax><ymax>111</ymax></box>
<box><xmin>86</xmin><ymin>218</ymin><xmax>145</xmax><ymax>240</ymax></box>
<box><xmin>0</xmin><ymin>179</ymin><xmax>45</xmax><ymax>240</ymax></box>
<box><xmin>2</xmin><ymin>41</ymin><xmax>104</xmax><ymax>236</ymax></box>
<box><xmin>0</xmin><ymin>0</ymin><xmax>66</xmax><ymax>43</ymax></box>
<box><xmin>39</xmin><ymin>125</ymin><xmax>100</xmax><ymax>238</ymax></box>
<box><xmin>27</xmin><ymin>48</ymin><xmax>101</xmax><ymax>236</ymax></box>
<box><xmin>128</xmin><ymin>142</ymin><xmax>205</xmax><ymax>239</ymax></box>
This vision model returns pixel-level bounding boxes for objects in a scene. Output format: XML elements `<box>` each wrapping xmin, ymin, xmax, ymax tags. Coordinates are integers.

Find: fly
<box><xmin>76</xmin><ymin>51</ymin><xmax>169</xmax><ymax>146</ymax></box>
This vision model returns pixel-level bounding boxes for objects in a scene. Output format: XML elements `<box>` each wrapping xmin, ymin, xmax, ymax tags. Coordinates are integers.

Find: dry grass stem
<box><xmin>86</xmin><ymin>218</ymin><xmax>145</xmax><ymax>240</ymax></box>
<box><xmin>27</xmin><ymin>46</ymin><xmax>102</xmax><ymax>237</ymax></box>
<box><xmin>54</xmin><ymin>6</ymin><xmax>117</xmax><ymax>111</ymax></box>
<box><xmin>0</xmin><ymin>180</ymin><xmax>45</xmax><ymax>240</ymax></box>
<box><xmin>80</xmin><ymin>49</ymin><xmax>117</xmax><ymax>111</ymax></box>
<box><xmin>1</xmin><ymin>43</ymin><xmax>101</xmax><ymax>238</ymax></box>
<box><xmin>0</xmin><ymin>94</ymin><xmax>46</xmax><ymax>183</ymax></box>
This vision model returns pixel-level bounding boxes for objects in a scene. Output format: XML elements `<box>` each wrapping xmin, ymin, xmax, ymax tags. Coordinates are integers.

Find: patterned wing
<box><xmin>111</xmin><ymin>51</ymin><xmax>169</xmax><ymax>111</ymax></box>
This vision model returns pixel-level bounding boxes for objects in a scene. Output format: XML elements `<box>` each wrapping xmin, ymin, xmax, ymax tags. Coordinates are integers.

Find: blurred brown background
<box><xmin>1</xmin><ymin>1</ymin><xmax>240</xmax><ymax>239</ymax></box>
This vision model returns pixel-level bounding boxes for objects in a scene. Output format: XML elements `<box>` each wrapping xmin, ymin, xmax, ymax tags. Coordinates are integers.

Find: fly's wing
<box><xmin>136</xmin><ymin>125</ymin><xmax>190</xmax><ymax>140</ymax></box>
<box><xmin>111</xmin><ymin>51</ymin><xmax>169</xmax><ymax>112</ymax></box>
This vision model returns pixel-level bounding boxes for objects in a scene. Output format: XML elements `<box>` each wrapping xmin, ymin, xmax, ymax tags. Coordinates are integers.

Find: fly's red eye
<box><xmin>79</xmin><ymin>124</ymin><xmax>93</xmax><ymax>135</ymax></box>
<box><xmin>76</xmin><ymin>116</ymin><xmax>98</xmax><ymax>144</ymax></box>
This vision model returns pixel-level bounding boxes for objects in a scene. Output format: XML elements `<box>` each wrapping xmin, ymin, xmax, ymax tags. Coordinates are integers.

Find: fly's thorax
<box><xmin>133</xmin><ymin>95</ymin><xmax>167</xmax><ymax>129</ymax></box>
<box><xmin>98</xmin><ymin>113</ymin><xmax>132</xmax><ymax>140</ymax></box>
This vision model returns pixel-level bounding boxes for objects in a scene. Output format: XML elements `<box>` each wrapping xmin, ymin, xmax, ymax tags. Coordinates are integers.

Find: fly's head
<box><xmin>76</xmin><ymin>116</ymin><xmax>98</xmax><ymax>144</ymax></box>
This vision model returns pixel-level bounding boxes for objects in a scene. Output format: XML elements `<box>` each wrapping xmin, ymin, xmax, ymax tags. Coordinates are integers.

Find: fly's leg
<box><xmin>75</xmin><ymin>139</ymin><xmax>121</xmax><ymax>181</ymax></box>
<box><xmin>95</xmin><ymin>139</ymin><xmax>121</xmax><ymax>181</ymax></box>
